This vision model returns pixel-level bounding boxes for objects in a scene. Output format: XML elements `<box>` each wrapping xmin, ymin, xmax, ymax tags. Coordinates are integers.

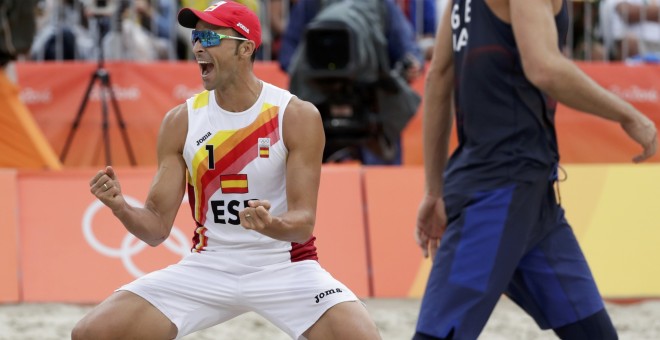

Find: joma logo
<box><xmin>314</xmin><ymin>288</ymin><xmax>343</xmax><ymax>303</ymax></box>
<box><xmin>196</xmin><ymin>132</ymin><xmax>212</xmax><ymax>146</ymax></box>
<box><xmin>237</xmin><ymin>22</ymin><xmax>249</xmax><ymax>34</ymax></box>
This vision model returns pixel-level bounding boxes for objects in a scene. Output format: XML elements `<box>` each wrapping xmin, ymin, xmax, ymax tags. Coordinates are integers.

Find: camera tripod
<box><xmin>59</xmin><ymin>26</ymin><xmax>136</xmax><ymax>166</ymax></box>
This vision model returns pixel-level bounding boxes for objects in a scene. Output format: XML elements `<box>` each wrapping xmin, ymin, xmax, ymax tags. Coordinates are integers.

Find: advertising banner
<box><xmin>16</xmin><ymin>166</ymin><xmax>369</xmax><ymax>303</ymax></box>
<box><xmin>363</xmin><ymin>165</ymin><xmax>660</xmax><ymax>299</ymax></box>
<box><xmin>0</xmin><ymin>169</ymin><xmax>20</xmax><ymax>302</ymax></box>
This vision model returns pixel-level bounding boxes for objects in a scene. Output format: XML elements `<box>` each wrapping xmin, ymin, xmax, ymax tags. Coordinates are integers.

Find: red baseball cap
<box><xmin>178</xmin><ymin>1</ymin><xmax>262</xmax><ymax>48</ymax></box>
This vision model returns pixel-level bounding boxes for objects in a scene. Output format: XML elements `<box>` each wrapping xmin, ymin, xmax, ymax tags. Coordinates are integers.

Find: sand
<box><xmin>1</xmin><ymin>297</ymin><xmax>659</xmax><ymax>339</ymax></box>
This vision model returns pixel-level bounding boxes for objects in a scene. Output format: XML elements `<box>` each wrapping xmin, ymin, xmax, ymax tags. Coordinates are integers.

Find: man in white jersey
<box><xmin>72</xmin><ymin>2</ymin><xmax>380</xmax><ymax>339</ymax></box>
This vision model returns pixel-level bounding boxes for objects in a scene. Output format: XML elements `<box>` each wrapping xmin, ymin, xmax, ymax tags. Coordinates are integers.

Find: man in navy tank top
<box><xmin>413</xmin><ymin>0</ymin><xmax>657</xmax><ymax>339</ymax></box>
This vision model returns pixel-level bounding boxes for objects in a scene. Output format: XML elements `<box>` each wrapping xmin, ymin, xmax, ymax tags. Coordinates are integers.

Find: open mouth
<box><xmin>198</xmin><ymin>60</ymin><xmax>215</xmax><ymax>77</ymax></box>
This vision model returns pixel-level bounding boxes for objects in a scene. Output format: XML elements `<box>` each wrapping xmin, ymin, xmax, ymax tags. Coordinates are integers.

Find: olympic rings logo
<box><xmin>82</xmin><ymin>194</ymin><xmax>190</xmax><ymax>278</ymax></box>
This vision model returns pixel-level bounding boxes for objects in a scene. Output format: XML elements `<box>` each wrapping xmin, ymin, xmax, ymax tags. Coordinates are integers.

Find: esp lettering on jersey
<box><xmin>451</xmin><ymin>0</ymin><xmax>472</xmax><ymax>52</ymax></box>
<box><xmin>210</xmin><ymin>199</ymin><xmax>259</xmax><ymax>225</ymax></box>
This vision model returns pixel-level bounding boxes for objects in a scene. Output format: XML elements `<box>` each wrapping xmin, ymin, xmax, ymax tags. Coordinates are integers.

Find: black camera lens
<box><xmin>306</xmin><ymin>29</ymin><xmax>350</xmax><ymax>71</ymax></box>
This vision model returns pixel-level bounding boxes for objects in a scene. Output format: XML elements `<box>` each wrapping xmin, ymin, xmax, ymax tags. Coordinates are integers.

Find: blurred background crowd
<box><xmin>17</xmin><ymin>0</ymin><xmax>660</xmax><ymax>64</ymax></box>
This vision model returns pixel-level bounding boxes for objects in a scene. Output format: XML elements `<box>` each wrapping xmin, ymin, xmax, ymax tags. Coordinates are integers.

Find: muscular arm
<box><xmin>415</xmin><ymin>1</ymin><xmax>453</xmax><ymax>259</ymax></box>
<box><xmin>112</xmin><ymin>104</ymin><xmax>188</xmax><ymax>246</ymax></box>
<box><xmin>423</xmin><ymin>2</ymin><xmax>454</xmax><ymax>198</ymax></box>
<box><xmin>241</xmin><ymin>98</ymin><xmax>324</xmax><ymax>244</ymax></box>
<box><xmin>512</xmin><ymin>0</ymin><xmax>657</xmax><ymax>162</ymax></box>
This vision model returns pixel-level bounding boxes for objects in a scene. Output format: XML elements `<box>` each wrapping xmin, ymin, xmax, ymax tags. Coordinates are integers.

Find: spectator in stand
<box><xmin>266</xmin><ymin>0</ymin><xmax>299</xmax><ymax>60</ymax></box>
<box><xmin>135</xmin><ymin>0</ymin><xmax>183</xmax><ymax>59</ymax></box>
<box><xmin>397</xmin><ymin>0</ymin><xmax>437</xmax><ymax>60</ymax></box>
<box><xmin>30</xmin><ymin>0</ymin><xmax>95</xmax><ymax>60</ymax></box>
<box><xmin>562</xmin><ymin>1</ymin><xmax>607</xmax><ymax>61</ymax></box>
<box><xmin>601</xmin><ymin>0</ymin><xmax>660</xmax><ymax>60</ymax></box>
<box><xmin>1</xmin><ymin>0</ymin><xmax>38</xmax><ymax>83</ymax></box>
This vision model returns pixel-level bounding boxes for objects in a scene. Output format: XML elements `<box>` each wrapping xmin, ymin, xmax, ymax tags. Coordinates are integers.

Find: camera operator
<box><xmin>279</xmin><ymin>0</ymin><xmax>423</xmax><ymax>165</ymax></box>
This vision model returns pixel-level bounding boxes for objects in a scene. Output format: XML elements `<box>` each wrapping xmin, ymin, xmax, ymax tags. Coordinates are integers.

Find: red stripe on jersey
<box><xmin>220</xmin><ymin>187</ymin><xmax>249</xmax><ymax>194</ymax></box>
<box><xmin>221</xmin><ymin>174</ymin><xmax>247</xmax><ymax>181</ymax></box>
<box><xmin>188</xmin><ymin>182</ymin><xmax>209</xmax><ymax>252</ymax></box>
<box><xmin>290</xmin><ymin>236</ymin><xmax>318</xmax><ymax>262</ymax></box>
<box><xmin>197</xmin><ymin>116</ymin><xmax>279</xmax><ymax>222</ymax></box>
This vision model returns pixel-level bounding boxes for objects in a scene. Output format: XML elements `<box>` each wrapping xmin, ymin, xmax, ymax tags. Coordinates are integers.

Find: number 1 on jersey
<box><xmin>206</xmin><ymin>144</ymin><xmax>215</xmax><ymax>170</ymax></box>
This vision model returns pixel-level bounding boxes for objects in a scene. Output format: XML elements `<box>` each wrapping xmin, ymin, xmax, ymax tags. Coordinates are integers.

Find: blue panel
<box><xmin>448</xmin><ymin>186</ymin><xmax>514</xmax><ymax>292</ymax></box>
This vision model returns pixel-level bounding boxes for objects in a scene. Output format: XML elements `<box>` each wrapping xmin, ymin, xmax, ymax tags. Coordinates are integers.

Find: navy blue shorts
<box><xmin>416</xmin><ymin>179</ymin><xmax>605</xmax><ymax>339</ymax></box>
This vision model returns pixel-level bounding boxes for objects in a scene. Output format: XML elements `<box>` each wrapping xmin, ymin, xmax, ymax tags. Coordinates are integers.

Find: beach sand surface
<box><xmin>1</xmin><ymin>297</ymin><xmax>659</xmax><ymax>339</ymax></box>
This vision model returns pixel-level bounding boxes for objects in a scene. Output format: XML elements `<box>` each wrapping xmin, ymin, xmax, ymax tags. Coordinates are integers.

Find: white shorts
<box><xmin>118</xmin><ymin>252</ymin><xmax>359</xmax><ymax>339</ymax></box>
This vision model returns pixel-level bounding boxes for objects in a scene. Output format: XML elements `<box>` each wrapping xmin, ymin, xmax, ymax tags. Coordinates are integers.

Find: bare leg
<box><xmin>71</xmin><ymin>290</ymin><xmax>177</xmax><ymax>340</ymax></box>
<box><xmin>303</xmin><ymin>301</ymin><xmax>381</xmax><ymax>340</ymax></box>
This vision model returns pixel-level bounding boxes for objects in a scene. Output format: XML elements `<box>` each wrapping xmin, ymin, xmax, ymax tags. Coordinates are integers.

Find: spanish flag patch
<box><xmin>219</xmin><ymin>174</ymin><xmax>248</xmax><ymax>194</ymax></box>
<box><xmin>258</xmin><ymin>137</ymin><xmax>270</xmax><ymax>158</ymax></box>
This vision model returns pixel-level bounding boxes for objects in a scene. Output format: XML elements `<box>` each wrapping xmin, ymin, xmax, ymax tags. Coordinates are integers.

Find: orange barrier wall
<box><xmin>314</xmin><ymin>165</ymin><xmax>370</xmax><ymax>297</ymax></box>
<box><xmin>15</xmin><ymin>166</ymin><xmax>369</xmax><ymax>303</ymax></box>
<box><xmin>363</xmin><ymin>167</ymin><xmax>425</xmax><ymax>297</ymax></box>
<box><xmin>2</xmin><ymin>164</ymin><xmax>660</xmax><ymax>302</ymax></box>
<box><xmin>363</xmin><ymin>165</ymin><xmax>660</xmax><ymax>299</ymax></box>
<box><xmin>0</xmin><ymin>169</ymin><xmax>20</xmax><ymax>303</ymax></box>
<box><xmin>15</xmin><ymin>61</ymin><xmax>660</xmax><ymax>168</ymax></box>
<box><xmin>18</xmin><ymin>168</ymin><xmax>188</xmax><ymax>303</ymax></box>
<box><xmin>559</xmin><ymin>164</ymin><xmax>660</xmax><ymax>298</ymax></box>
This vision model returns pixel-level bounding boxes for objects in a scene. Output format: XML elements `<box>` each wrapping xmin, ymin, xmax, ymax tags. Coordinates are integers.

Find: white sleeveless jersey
<box><xmin>183</xmin><ymin>82</ymin><xmax>317</xmax><ymax>267</ymax></box>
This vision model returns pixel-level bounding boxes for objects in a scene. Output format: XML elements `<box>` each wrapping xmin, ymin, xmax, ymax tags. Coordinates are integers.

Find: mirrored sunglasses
<box><xmin>191</xmin><ymin>29</ymin><xmax>248</xmax><ymax>48</ymax></box>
